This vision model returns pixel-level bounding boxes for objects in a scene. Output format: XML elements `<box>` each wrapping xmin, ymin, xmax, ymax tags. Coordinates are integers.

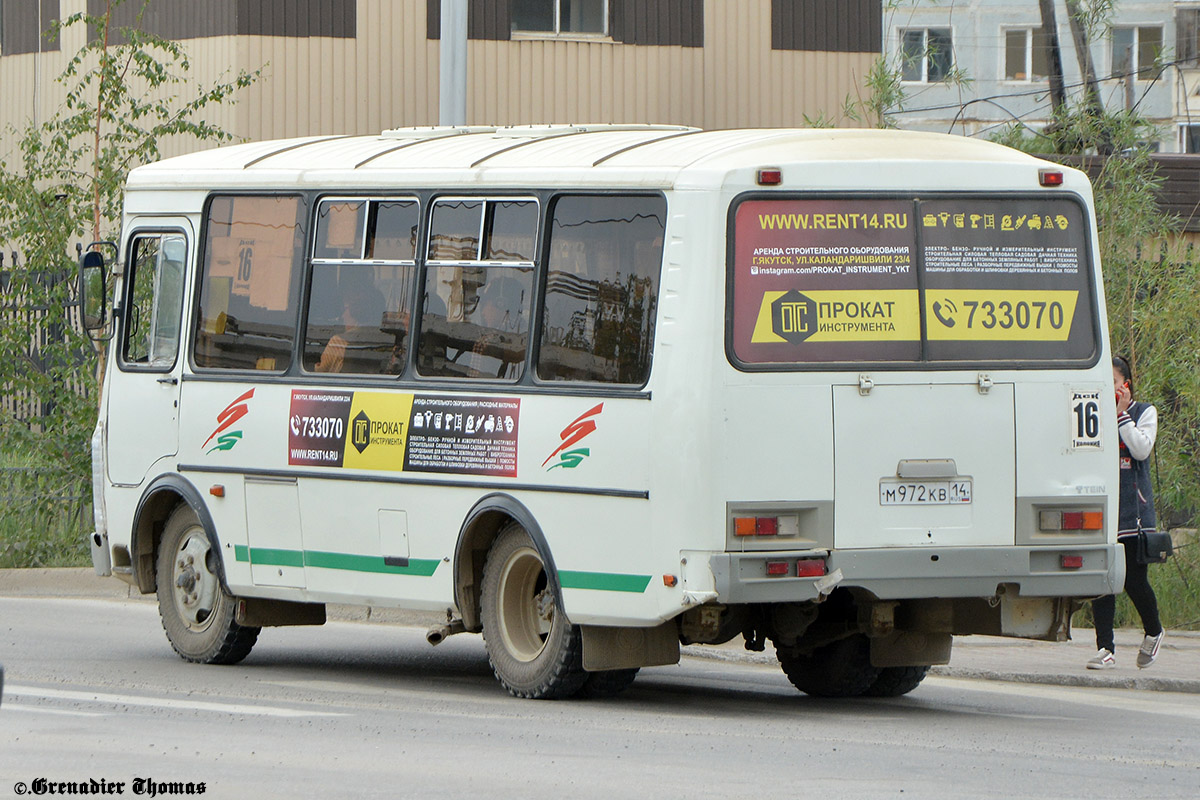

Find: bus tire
<box><xmin>480</xmin><ymin>523</ymin><xmax>587</xmax><ymax>699</ymax></box>
<box><xmin>575</xmin><ymin>668</ymin><xmax>639</xmax><ymax>699</ymax></box>
<box><xmin>156</xmin><ymin>505</ymin><xmax>259</xmax><ymax>665</ymax></box>
<box><xmin>862</xmin><ymin>665</ymin><xmax>930</xmax><ymax>697</ymax></box>
<box><xmin>776</xmin><ymin>634</ymin><xmax>880</xmax><ymax>698</ymax></box>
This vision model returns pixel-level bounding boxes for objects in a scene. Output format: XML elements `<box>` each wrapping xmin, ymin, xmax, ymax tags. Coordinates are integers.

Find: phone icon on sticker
<box><xmin>932</xmin><ymin>300</ymin><xmax>957</xmax><ymax>328</ymax></box>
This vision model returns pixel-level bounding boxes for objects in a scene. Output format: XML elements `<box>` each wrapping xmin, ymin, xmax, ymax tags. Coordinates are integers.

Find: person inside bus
<box><xmin>1087</xmin><ymin>355</ymin><xmax>1165</xmax><ymax>670</ymax></box>
<box><xmin>314</xmin><ymin>278</ymin><xmax>387</xmax><ymax>373</ymax></box>
<box><xmin>460</xmin><ymin>275</ymin><xmax>527</xmax><ymax>378</ymax></box>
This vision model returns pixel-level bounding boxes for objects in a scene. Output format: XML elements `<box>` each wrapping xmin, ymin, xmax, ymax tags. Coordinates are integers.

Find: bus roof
<box><xmin>125</xmin><ymin>125</ymin><xmax>1069</xmax><ymax>193</ymax></box>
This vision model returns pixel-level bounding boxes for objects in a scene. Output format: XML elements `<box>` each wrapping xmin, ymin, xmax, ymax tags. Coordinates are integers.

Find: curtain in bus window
<box><xmin>919</xmin><ymin>197</ymin><xmax>1096</xmax><ymax>363</ymax></box>
<box><xmin>193</xmin><ymin>195</ymin><xmax>305</xmax><ymax>371</ymax></box>
<box><xmin>537</xmin><ymin>195</ymin><xmax>666</xmax><ymax>385</ymax></box>
<box><xmin>417</xmin><ymin>266</ymin><xmax>532</xmax><ymax>379</ymax></box>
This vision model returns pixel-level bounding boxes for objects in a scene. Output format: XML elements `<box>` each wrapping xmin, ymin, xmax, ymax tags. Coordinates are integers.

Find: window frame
<box><xmin>189</xmin><ymin>192</ymin><xmax>308</xmax><ymax>375</ymax></box>
<box><xmin>532</xmin><ymin>192</ymin><xmax>667</xmax><ymax>388</ymax></box>
<box><xmin>724</xmin><ymin>191</ymin><xmax>1103</xmax><ymax>373</ymax></box>
<box><xmin>898</xmin><ymin>26</ymin><xmax>954</xmax><ymax>84</ymax></box>
<box><xmin>302</xmin><ymin>195</ymin><xmax>422</xmax><ymax>377</ymax></box>
<box><xmin>510</xmin><ymin>0</ymin><xmax>610</xmax><ymax>40</ymax></box>
<box><xmin>1111</xmin><ymin>25</ymin><xmax>1164</xmax><ymax>81</ymax></box>
<box><xmin>1002</xmin><ymin>26</ymin><xmax>1052</xmax><ymax>83</ymax></box>
<box><xmin>117</xmin><ymin>228</ymin><xmax>189</xmax><ymax>374</ymax></box>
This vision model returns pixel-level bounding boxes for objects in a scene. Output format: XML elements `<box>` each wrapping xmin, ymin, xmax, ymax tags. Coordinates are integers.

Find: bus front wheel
<box><xmin>480</xmin><ymin>523</ymin><xmax>587</xmax><ymax>699</ymax></box>
<box><xmin>156</xmin><ymin>505</ymin><xmax>259</xmax><ymax>665</ymax></box>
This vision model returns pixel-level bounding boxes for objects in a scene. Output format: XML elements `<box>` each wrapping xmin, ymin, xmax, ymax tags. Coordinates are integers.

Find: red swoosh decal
<box><xmin>542</xmin><ymin>403</ymin><xmax>603</xmax><ymax>467</ymax></box>
<box><xmin>202</xmin><ymin>388</ymin><xmax>255</xmax><ymax>448</ymax></box>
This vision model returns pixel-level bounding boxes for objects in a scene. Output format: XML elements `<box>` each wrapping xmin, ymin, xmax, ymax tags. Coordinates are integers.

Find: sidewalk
<box><xmin>3</xmin><ymin>568</ymin><xmax>1197</xmax><ymax>693</ymax></box>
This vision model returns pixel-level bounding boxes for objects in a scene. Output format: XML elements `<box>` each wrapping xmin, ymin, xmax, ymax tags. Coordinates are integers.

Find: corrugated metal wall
<box><xmin>1</xmin><ymin>0</ymin><xmax>876</xmax><ymax>159</ymax></box>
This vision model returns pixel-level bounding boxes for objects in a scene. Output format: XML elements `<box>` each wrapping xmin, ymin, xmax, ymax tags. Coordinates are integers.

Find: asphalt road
<box><xmin>2</xmin><ymin>596</ymin><xmax>1198</xmax><ymax>800</ymax></box>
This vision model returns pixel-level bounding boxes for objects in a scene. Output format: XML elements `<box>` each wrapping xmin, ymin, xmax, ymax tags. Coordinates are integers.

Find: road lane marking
<box><xmin>6</xmin><ymin>685</ymin><xmax>347</xmax><ymax>718</ymax></box>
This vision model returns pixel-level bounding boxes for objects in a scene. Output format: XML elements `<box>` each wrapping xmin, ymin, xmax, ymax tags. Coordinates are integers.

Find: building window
<box><xmin>1004</xmin><ymin>28</ymin><xmax>1052</xmax><ymax>82</ymax></box>
<box><xmin>512</xmin><ymin>0</ymin><xmax>607</xmax><ymax>36</ymax></box>
<box><xmin>900</xmin><ymin>27</ymin><xmax>953</xmax><ymax>83</ymax></box>
<box><xmin>1112</xmin><ymin>26</ymin><xmax>1162</xmax><ymax>80</ymax></box>
<box><xmin>1178</xmin><ymin>9</ymin><xmax>1200</xmax><ymax>67</ymax></box>
<box><xmin>1181</xmin><ymin>124</ymin><xmax>1200</xmax><ymax>154</ymax></box>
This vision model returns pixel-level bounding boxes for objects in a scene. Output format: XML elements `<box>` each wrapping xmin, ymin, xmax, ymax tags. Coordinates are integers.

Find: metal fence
<box><xmin>0</xmin><ymin>249</ymin><xmax>90</xmax><ymax>424</ymax></box>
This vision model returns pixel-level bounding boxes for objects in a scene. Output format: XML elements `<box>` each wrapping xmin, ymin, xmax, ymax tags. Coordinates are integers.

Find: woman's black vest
<box><xmin>1118</xmin><ymin>400</ymin><xmax>1156</xmax><ymax>533</ymax></box>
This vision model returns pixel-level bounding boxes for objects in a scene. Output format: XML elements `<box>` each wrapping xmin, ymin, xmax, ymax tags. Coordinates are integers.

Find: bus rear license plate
<box><xmin>879</xmin><ymin>479</ymin><xmax>972</xmax><ymax>505</ymax></box>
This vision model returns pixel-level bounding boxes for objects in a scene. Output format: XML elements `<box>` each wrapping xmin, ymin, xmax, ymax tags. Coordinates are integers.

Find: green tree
<box><xmin>0</xmin><ymin>0</ymin><xmax>258</xmax><ymax>534</ymax></box>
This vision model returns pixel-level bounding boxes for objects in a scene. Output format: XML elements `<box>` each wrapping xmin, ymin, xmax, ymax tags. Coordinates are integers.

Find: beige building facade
<box><xmin>1</xmin><ymin>0</ymin><xmax>881</xmax><ymax>157</ymax></box>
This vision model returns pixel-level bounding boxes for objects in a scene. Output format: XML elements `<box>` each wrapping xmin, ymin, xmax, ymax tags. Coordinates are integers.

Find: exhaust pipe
<box><xmin>426</xmin><ymin>619</ymin><xmax>466</xmax><ymax>646</ymax></box>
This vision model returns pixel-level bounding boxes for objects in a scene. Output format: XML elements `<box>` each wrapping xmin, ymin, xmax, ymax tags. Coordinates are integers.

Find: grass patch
<box><xmin>0</xmin><ymin>448</ymin><xmax>91</xmax><ymax>568</ymax></box>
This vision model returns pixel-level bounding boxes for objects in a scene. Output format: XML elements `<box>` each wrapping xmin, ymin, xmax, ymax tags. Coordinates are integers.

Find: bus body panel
<box><xmin>90</xmin><ymin>127</ymin><xmax>1123</xmax><ymax>676</ymax></box>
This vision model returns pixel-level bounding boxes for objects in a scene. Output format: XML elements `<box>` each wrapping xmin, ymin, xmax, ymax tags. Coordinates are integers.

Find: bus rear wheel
<box><xmin>863</xmin><ymin>665</ymin><xmax>930</xmax><ymax>697</ymax></box>
<box><xmin>777</xmin><ymin>634</ymin><xmax>880</xmax><ymax>698</ymax></box>
<box><xmin>480</xmin><ymin>523</ymin><xmax>587</xmax><ymax>699</ymax></box>
<box><xmin>156</xmin><ymin>505</ymin><xmax>259</xmax><ymax>665</ymax></box>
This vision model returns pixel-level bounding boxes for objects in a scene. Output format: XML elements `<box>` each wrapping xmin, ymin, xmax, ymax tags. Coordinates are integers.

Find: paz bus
<box><xmin>83</xmin><ymin>125</ymin><xmax>1122</xmax><ymax>699</ymax></box>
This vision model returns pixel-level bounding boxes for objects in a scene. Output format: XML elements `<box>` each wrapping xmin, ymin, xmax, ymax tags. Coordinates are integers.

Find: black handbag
<box><xmin>1134</xmin><ymin>528</ymin><xmax>1173</xmax><ymax>565</ymax></box>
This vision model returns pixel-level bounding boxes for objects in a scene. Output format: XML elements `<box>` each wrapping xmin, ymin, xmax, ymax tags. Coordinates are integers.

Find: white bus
<box><xmin>84</xmin><ymin>125</ymin><xmax>1122</xmax><ymax>700</ymax></box>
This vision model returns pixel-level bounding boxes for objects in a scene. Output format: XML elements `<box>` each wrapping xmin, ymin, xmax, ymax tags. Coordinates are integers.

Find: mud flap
<box><xmin>870</xmin><ymin>631</ymin><xmax>952</xmax><ymax>667</ymax></box>
<box><xmin>581</xmin><ymin>622</ymin><xmax>680</xmax><ymax>671</ymax></box>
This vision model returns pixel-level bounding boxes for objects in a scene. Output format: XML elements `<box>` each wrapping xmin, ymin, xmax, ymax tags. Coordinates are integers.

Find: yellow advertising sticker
<box><xmin>925</xmin><ymin>290</ymin><xmax>1078</xmax><ymax>341</ymax></box>
<box><xmin>341</xmin><ymin>392</ymin><xmax>415</xmax><ymax>471</ymax></box>
<box><xmin>751</xmin><ymin>290</ymin><xmax>921</xmax><ymax>344</ymax></box>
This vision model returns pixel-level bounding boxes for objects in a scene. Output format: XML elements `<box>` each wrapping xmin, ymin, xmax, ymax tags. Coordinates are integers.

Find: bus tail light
<box><xmin>1039</xmin><ymin>510</ymin><xmax>1103</xmax><ymax>531</ymax></box>
<box><xmin>1061</xmin><ymin>555</ymin><xmax>1084</xmax><ymax>569</ymax></box>
<box><xmin>733</xmin><ymin>515</ymin><xmax>801</xmax><ymax>537</ymax></box>
<box><xmin>766</xmin><ymin>561</ymin><xmax>789</xmax><ymax>576</ymax></box>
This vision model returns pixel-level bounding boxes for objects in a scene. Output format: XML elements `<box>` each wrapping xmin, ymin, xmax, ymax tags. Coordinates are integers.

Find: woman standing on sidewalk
<box><xmin>1088</xmin><ymin>355</ymin><xmax>1165</xmax><ymax>670</ymax></box>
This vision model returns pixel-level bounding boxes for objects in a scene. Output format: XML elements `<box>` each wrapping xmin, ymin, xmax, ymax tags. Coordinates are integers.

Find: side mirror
<box><xmin>79</xmin><ymin>241</ymin><xmax>117</xmax><ymax>340</ymax></box>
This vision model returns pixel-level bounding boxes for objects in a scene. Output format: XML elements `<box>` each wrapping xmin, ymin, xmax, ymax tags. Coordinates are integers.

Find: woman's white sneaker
<box><xmin>1086</xmin><ymin>649</ymin><xmax>1116</xmax><ymax>669</ymax></box>
<box><xmin>1137</xmin><ymin>631</ymin><xmax>1164</xmax><ymax>669</ymax></box>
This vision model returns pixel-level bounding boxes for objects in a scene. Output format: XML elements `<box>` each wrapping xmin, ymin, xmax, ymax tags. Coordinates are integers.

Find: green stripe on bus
<box><xmin>558</xmin><ymin>570</ymin><xmax>652</xmax><ymax>593</ymax></box>
<box><xmin>232</xmin><ymin>546</ymin><xmax>439</xmax><ymax>577</ymax></box>
<box><xmin>304</xmin><ymin>550</ymin><xmax>440</xmax><ymax>577</ymax></box>
<box><xmin>244</xmin><ymin>547</ymin><xmax>305</xmax><ymax>568</ymax></box>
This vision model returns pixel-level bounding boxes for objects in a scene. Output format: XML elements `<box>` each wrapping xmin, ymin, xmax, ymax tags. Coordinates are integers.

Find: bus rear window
<box><xmin>729</xmin><ymin>195</ymin><xmax>1097</xmax><ymax>368</ymax></box>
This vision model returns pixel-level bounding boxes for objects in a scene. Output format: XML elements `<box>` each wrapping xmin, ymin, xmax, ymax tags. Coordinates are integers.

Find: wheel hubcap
<box><xmin>172</xmin><ymin>528</ymin><xmax>219</xmax><ymax>632</ymax></box>
<box><xmin>498</xmin><ymin>546</ymin><xmax>553</xmax><ymax>662</ymax></box>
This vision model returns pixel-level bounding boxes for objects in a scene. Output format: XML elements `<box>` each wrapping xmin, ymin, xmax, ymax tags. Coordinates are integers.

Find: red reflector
<box><xmin>766</xmin><ymin>561</ymin><xmax>789</xmax><ymax>576</ymax></box>
<box><xmin>757</xmin><ymin>168</ymin><xmax>783</xmax><ymax>186</ymax></box>
<box><xmin>756</xmin><ymin>517</ymin><xmax>779</xmax><ymax>536</ymax></box>
<box><xmin>1061</xmin><ymin>512</ymin><xmax>1085</xmax><ymax>530</ymax></box>
<box><xmin>1061</xmin><ymin>555</ymin><xmax>1084</xmax><ymax>569</ymax></box>
<box><xmin>1039</xmin><ymin>169</ymin><xmax>1064</xmax><ymax>186</ymax></box>
<box><xmin>796</xmin><ymin>559</ymin><xmax>826</xmax><ymax>577</ymax></box>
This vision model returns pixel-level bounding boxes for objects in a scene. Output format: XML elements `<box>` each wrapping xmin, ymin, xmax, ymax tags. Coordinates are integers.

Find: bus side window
<box><xmin>193</xmin><ymin>195</ymin><xmax>306</xmax><ymax>372</ymax></box>
<box><xmin>121</xmin><ymin>233</ymin><xmax>187</xmax><ymax>370</ymax></box>
<box><xmin>303</xmin><ymin>198</ymin><xmax>419</xmax><ymax>375</ymax></box>
<box><xmin>417</xmin><ymin>198</ymin><xmax>537</xmax><ymax>380</ymax></box>
<box><xmin>537</xmin><ymin>194</ymin><xmax>666</xmax><ymax>385</ymax></box>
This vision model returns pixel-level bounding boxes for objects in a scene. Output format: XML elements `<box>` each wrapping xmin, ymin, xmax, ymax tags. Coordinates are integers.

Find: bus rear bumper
<box><xmin>709</xmin><ymin>544</ymin><xmax>1123</xmax><ymax>605</ymax></box>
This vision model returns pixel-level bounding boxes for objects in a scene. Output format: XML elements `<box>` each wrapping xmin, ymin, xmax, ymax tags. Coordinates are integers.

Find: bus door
<box><xmin>832</xmin><ymin>378</ymin><xmax>1015</xmax><ymax>549</ymax></box>
<box><xmin>107</xmin><ymin>222</ymin><xmax>192</xmax><ymax>485</ymax></box>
